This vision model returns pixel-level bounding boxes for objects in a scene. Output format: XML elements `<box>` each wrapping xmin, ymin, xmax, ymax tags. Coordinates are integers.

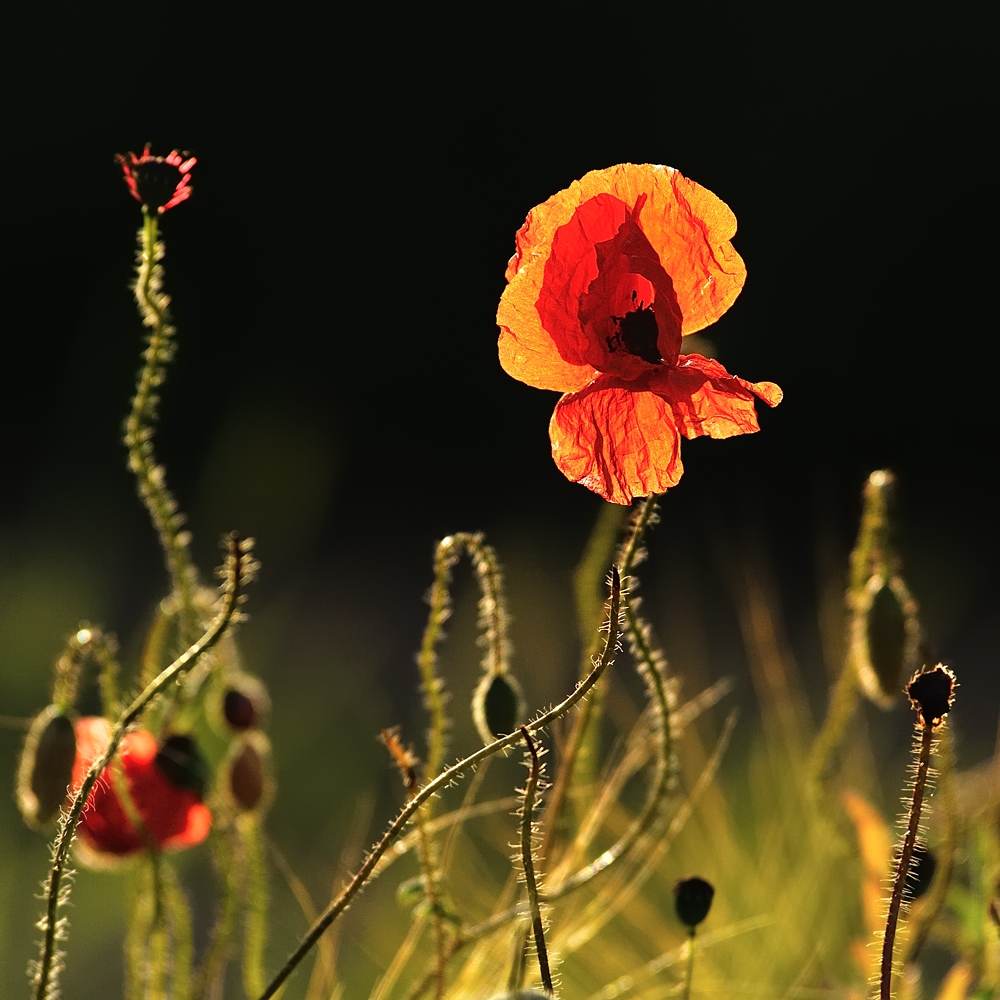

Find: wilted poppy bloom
<box><xmin>70</xmin><ymin>717</ymin><xmax>211</xmax><ymax>858</ymax></box>
<box><xmin>116</xmin><ymin>144</ymin><xmax>196</xmax><ymax>214</ymax></box>
<box><xmin>497</xmin><ymin>163</ymin><xmax>781</xmax><ymax>504</ymax></box>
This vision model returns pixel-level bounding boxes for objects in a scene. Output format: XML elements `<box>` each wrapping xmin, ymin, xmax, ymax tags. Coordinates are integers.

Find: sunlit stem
<box><xmin>124</xmin><ymin>209</ymin><xmax>199</xmax><ymax>642</ymax></box>
<box><xmin>33</xmin><ymin>537</ymin><xmax>246</xmax><ymax>1000</ymax></box>
<box><xmin>682</xmin><ymin>929</ymin><xmax>696</xmax><ymax>1000</ymax></box>
<box><xmin>257</xmin><ymin>567</ymin><xmax>621</xmax><ymax>1000</ymax></box>
<box><xmin>520</xmin><ymin>727</ymin><xmax>554</xmax><ymax>995</ymax></box>
<box><xmin>880</xmin><ymin>721</ymin><xmax>934</xmax><ymax>1000</ymax></box>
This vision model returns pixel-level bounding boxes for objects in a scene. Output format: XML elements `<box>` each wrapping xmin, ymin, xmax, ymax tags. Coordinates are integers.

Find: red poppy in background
<box><xmin>116</xmin><ymin>145</ymin><xmax>196</xmax><ymax>214</ymax></box>
<box><xmin>497</xmin><ymin>164</ymin><xmax>781</xmax><ymax>504</ymax></box>
<box><xmin>70</xmin><ymin>717</ymin><xmax>211</xmax><ymax>859</ymax></box>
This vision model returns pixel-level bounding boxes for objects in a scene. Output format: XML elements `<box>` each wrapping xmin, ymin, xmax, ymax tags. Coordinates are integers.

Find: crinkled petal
<box><xmin>549</xmin><ymin>374</ymin><xmax>684</xmax><ymax>504</ymax></box>
<box><xmin>498</xmin><ymin>164</ymin><xmax>747</xmax><ymax>392</ymax></box>
<box><xmin>655</xmin><ymin>354</ymin><xmax>782</xmax><ymax>440</ymax></box>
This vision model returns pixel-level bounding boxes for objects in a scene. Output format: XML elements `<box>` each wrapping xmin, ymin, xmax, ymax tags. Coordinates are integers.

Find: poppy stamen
<box><xmin>610</xmin><ymin>289</ymin><xmax>662</xmax><ymax>365</ymax></box>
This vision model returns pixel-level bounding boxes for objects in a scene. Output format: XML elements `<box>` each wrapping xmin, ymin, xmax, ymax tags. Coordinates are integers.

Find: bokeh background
<box><xmin>1</xmin><ymin>3</ymin><xmax>995</xmax><ymax>996</ymax></box>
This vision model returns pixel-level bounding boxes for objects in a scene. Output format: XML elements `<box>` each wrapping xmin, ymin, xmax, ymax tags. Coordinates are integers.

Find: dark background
<box><xmin>0</xmin><ymin>2</ymin><xmax>996</xmax><ymax>993</ymax></box>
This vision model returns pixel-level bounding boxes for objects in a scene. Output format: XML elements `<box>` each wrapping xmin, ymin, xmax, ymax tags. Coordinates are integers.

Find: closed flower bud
<box><xmin>224</xmin><ymin>732</ymin><xmax>274</xmax><ymax>815</ymax></box>
<box><xmin>16</xmin><ymin>706</ymin><xmax>77</xmax><ymax>829</ymax></box>
<box><xmin>472</xmin><ymin>671</ymin><xmax>525</xmax><ymax>744</ymax></box>
<box><xmin>674</xmin><ymin>876</ymin><xmax>715</xmax><ymax>930</ymax></box>
<box><xmin>907</xmin><ymin>665</ymin><xmax>955</xmax><ymax>728</ymax></box>
<box><xmin>855</xmin><ymin>574</ymin><xmax>919</xmax><ymax>708</ymax></box>
<box><xmin>214</xmin><ymin>672</ymin><xmax>270</xmax><ymax>732</ymax></box>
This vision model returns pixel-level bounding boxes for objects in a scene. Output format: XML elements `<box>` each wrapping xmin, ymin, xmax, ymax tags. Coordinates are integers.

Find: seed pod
<box><xmin>155</xmin><ymin>734</ymin><xmax>208</xmax><ymax>796</ymax></box>
<box><xmin>224</xmin><ymin>732</ymin><xmax>274</xmax><ymax>815</ymax></box>
<box><xmin>674</xmin><ymin>876</ymin><xmax>715</xmax><ymax>930</ymax></box>
<box><xmin>472</xmin><ymin>671</ymin><xmax>525</xmax><ymax>744</ymax></box>
<box><xmin>907</xmin><ymin>665</ymin><xmax>955</xmax><ymax>728</ymax></box>
<box><xmin>16</xmin><ymin>705</ymin><xmax>77</xmax><ymax>829</ymax></box>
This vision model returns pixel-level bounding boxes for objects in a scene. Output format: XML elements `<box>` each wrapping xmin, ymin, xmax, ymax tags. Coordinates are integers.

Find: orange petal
<box><xmin>549</xmin><ymin>375</ymin><xmax>684</xmax><ymax>504</ymax></box>
<box><xmin>498</xmin><ymin>164</ymin><xmax>747</xmax><ymax>392</ymax></box>
<box><xmin>658</xmin><ymin>354</ymin><xmax>782</xmax><ymax>441</ymax></box>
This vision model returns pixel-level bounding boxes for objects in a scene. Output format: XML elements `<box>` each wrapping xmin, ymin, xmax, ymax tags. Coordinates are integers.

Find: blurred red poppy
<box><xmin>70</xmin><ymin>717</ymin><xmax>211</xmax><ymax>858</ymax></box>
<box><xmin>116</xmin><ymin>145</ymin><xmax>196</xmax><ymax>214</ymax></box>
<box><xmin>498</xmin><ymin>164</ymin><xmax>781</xmax><ymax>504</ymax></box>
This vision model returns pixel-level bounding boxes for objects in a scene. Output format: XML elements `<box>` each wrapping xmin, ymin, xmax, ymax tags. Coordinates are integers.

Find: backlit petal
<box><xmin>549</xmin><ymin>374</ymin><xmax>684</xmax><ymax>504</ymax></box>
<box><xmin>657</xmin><ymin>354</ymin><xmax>782</xmax><ymax>440</ymax></box>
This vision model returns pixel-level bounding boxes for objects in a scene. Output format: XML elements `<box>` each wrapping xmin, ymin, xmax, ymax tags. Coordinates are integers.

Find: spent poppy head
<box><xmin>116</xmin><ymin>144</ymin><xmax>196</xmax><ymax>214</ymax></box>
<box><xmin>497</xmin><ymin>164</ymin><xmax>781</xmax><ymax>504</ymax></box>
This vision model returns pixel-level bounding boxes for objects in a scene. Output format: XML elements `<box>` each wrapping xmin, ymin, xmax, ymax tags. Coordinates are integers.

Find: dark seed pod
<box><xmin>907</xmin><ymin>845</ymin><xmax>937</xmax><ymax>901</ymax></box>
<box><xmin>472</xmin><ymin>671</ymin><xmax>525</xmax><ymax>744</ymax></box>
<box><xmin>674</xmin><ymin>876</ymin><xmax>715</xmax><ymax>930</ymax></box>
<box><xmin>907</xmin><ymin>665</ymin><xmax>955</xmax><ymax>728</ymax></box>
<box><xmin>16</xmin><ymin>706</ymin><xmax>77</xmax><ymax>829</ymax></box>
<box><xmin>225</xmin><ymin>732</ymin><xmax>274</xmax><ymax>814</ymax></box>
<box><xmin>155</xmin><ymin>734</ymin><xmax>208</xmax><ymax>796</ymax></box>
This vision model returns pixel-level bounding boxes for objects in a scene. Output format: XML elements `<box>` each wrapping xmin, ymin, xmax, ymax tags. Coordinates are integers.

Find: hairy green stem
<box><xmin>257</xmin><ymin>567</ymin><xmax>621</xmax><ymax>1000</ymax></box>
<box><xmin>124</xmin><ymin>211</ymin><xmax>199</xmax><ymax>641</ymax></box>
<box><xmin>880</xmin><ymin>722</ymin><xmax>934</xmax><ymax>1000</ymax></box>
<box><xmin>520</xmin><ymin>728</ymin><xmax>553</xmax><ymax>995</ymax></box>
<box><xmin>32</xmin><ymin>536</ymin><xmax>247</xmax><ymax>1000</ymax></box>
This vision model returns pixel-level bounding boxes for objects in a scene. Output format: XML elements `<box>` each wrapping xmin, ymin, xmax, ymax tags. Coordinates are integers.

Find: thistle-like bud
<box><xmin>472</xmin><ymin>671</ymin><xmax>525</xmax><ymax>744</ymax></box>
<box><xmin>674</xmin><ymin>876</ymin><xmax>715</xmax><ymax>930</ymax></box>
<box><xmin>16</xmin><ymin>705</ymin><xmax>77</xmax><ymax>829</ymax></box>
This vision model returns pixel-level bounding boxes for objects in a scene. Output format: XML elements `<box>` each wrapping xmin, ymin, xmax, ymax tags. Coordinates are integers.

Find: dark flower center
<box><xmin>608</xmin><ymin>291</ymin><xmax>662</xmax><ymax>364</ymax></box>
<box><xmin>132</xmin><ymin>160</ymin><xmax>187</xmax><ymax>211</ymax></box>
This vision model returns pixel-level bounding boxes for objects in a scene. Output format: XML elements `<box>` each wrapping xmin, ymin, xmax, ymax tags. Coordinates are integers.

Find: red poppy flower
<box><xmin>69</xmin><ymin>717</ymin><xmax>211</xmax><ymax>858</ymax></box>
<box><xmin>116</xmin><ymin>144</ymin><xmax>196</xmax><ymax>214</ymax></box>
<box><xmin>497</xmin><ymin>164</ymin><xmax>782</xmax><ymax>504</ymax></box>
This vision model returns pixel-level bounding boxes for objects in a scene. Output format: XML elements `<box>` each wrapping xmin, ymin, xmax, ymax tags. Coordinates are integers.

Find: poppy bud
<box><xmin>16</xmin><ymin>706</ymin><xmax>77</xmax><ymax>829</ymax></box>
<box><xmin>214</xmin><ymin>672</ymin><xmax>270</xmax><ymax>733</ymax></box>
<box><xmin>472</xmin><ymin>671</ymin><xmax>525</xmax><ymax>744</ymax></box>
<box><xmin>907</xmin><ymin>845</ymin><xmax>937</xmax><ymax>901</ymax></box>
<box><xmin>855</xmin><ymin>574</ymin><xmax>920</xmax><ymax>707</ymax></box>
<box><xmin>225</xmin><ymin>732</ymin><xmax>274</xmax><ymax>815</ymax></box>
<box><xmin>907</xmin><ymin>665</ymin><xmax>955</xmax><ymax>728</ymax></box>
<box><xmin>674</xmin><ymin>876</ymin><xmax>715</xmax><ymax>930</ymax></box>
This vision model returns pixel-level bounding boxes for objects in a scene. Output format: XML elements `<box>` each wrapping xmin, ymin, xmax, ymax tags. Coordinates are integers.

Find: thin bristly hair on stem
<box><xmin>30</xmin><ymin>534</ymin><xmax>255</xmax><ymax>1000</ymax></box>
<box><xmin>879</xmin><ymin>665</ymin><xmax>955</xmax><ymax>1000</ymax></box>
<box><xmin>123</xmin><ymin>210</ymin><xmax>199</xmax><ymax>642</ymax></box>
<box><xmin>543</xmin><ymin>496</ymin><xmax>659</xmax><ymax>863</ymax></box>
<box><xmin>381</xmin><ymin>728</ymin><xmax>449</xmax><ymax>1000</ymax></box>
<box><xmin>519</xmin><ymin>727</ymin><xmax>554</xmax><ymax>996</ymax></box>
<box><xmin>256</xmin><ymin>566</ymin><xmax>622</xmax><ymax>1000</ymax></box>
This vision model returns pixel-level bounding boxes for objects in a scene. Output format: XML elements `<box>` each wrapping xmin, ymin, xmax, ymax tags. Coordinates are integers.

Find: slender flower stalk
<box><xmin>124</xmin><ymin>210</ymin><xmax>200</xmax><ymax>642</ymax></box>
<box><xmin>519</xmin><ymin>727</ymin><xmax>554</xmax><ymax>996</ymax></box>
<box><xmin>880</xmin><ymin>665</ymin><xmax>956</xmax><ymax>1000</ymax></box>
<box><xmin>257</xmin><ymin>567</ymin><xmax>621</xmax><ymax>1000</ymax></box>
<box><xmin>31</xmin><ymin>535</ymin><xmax>252</xmax><ymax>1000</ymax></box>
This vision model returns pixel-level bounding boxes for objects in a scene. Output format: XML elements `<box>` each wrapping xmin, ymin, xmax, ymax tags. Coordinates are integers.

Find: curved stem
<box><xmin>257</xmin><ymin>567</ymin><xmax>621</xmax><ymax>1000</ymax></box>
<box><xmin>124</xmin><ymin>211</ymin><xmax>198</xmax><ymax>641</ymax></box>
<box><xmin>880</xmin><ymin>722</ymin><xmax>934</xmax><ymax>1000</ymax></box>
<box><xmin>32</xmin><ymin>536</ymin><xmax>248</xmax><ymax>1000</ymax></box>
